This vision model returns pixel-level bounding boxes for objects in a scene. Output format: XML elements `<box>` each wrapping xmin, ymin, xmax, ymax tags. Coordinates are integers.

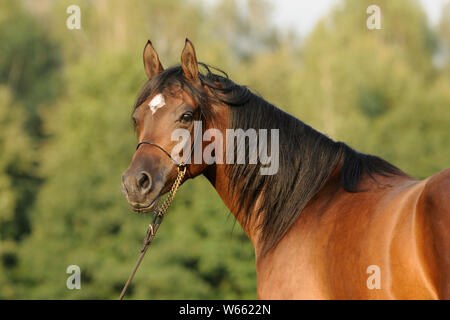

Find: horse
<box><xmin>121</xmin><ymin>39</ymin><xmax>450</xmax><ymax>299</ymax></box>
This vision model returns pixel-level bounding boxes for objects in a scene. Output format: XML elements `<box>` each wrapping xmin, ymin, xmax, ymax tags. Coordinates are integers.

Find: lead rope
<box><xmin>118</xmin><ymin>165</ymin><xmax>187</xmax><ymax>300</ymax></box>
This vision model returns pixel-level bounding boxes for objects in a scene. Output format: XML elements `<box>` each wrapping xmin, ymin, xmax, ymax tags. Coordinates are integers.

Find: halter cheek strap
<box><xmin>136</xmin><ymin>141</ymin><xmax>183</xmax><ymax>166</ymax></box>
<box><xmin>135</xmin><ymin>119</ymin><xmax>202</xmax><ymax>172</ymax></box>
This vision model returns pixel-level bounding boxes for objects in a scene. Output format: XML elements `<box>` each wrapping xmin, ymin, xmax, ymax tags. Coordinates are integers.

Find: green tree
<box><xmin>284</xmin><ymin>0</ymin><xmax>447</xmax><ymax>178</ymax></box>
<box><xmin>0</xmin><ymin>0</ymin><xmax>61</xmax><ymax>298</ymax></box>
<box><xmin>0</xmin><ymin>0</ymin><xmax>61</xmax><ymax>137</ymax></box>
<box><xmin>0</xmin><ymin>86</ymin><xmax>35</xmax><ymax>298</ymax></box>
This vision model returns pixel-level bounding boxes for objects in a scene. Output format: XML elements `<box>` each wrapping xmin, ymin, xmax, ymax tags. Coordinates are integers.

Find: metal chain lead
<box><xmin>119</xmin><ymin>165</ymin><xmax>187</xmax><ymax>300</ymax></box>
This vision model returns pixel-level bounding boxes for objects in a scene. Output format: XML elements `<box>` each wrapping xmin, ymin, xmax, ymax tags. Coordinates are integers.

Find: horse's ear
<box><xmin>143</xmin><ymin>40</ymin><xmax>164</xmax><ymax>79</ymax></box>
<box><xmin>181</xmin><ymin>38</ymin><xmax>199</xmax><ymax>82</ymax></box>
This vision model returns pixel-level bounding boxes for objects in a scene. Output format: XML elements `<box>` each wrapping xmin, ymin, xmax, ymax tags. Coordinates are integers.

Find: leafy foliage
<box><xmin>0</xmin><ymin>0</ymin><xmax>449</xmax><ymax>299</ymax></box>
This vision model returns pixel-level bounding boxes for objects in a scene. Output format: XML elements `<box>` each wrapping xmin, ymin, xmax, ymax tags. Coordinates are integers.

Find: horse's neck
<box><xmin>204</xmin><ymin>162</ymin><xmax>349</xmax><ymax>260</ymax></box>
<box><xmin>203</xmin><ymin>163</ymin><xmax>262</xmax><ymax>246</ymax></box>
<box><xmin>200</xmin><ymin>102</ymin><xmax>264</xmax><ymax>247</ymax></box>
<box><xmin>200</xmin><ymin>100</ymin><xmax>339</xmax><ymax>255</ymax></box>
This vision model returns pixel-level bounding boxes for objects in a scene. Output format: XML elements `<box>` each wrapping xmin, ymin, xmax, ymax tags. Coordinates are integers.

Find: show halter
<box><xmin>118</xmin><ymin>118</ymin><xmax>202</xmax><ymax>300</ymax></box>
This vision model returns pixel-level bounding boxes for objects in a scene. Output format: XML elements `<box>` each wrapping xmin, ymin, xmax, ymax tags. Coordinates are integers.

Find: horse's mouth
<box><xmin>131</xmin><ymin>197</ymin><xmax>159</xmax><ymax>213</ymax></box>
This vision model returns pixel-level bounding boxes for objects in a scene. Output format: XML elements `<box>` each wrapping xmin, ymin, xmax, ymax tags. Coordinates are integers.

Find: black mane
<box><xmin>134</xmin><ymin>64</ymin><xmax>404</xmax><ymax>256</ymax></box>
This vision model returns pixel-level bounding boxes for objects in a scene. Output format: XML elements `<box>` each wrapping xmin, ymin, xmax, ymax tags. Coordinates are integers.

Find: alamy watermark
<box><xmin>366</xmin><ymin>264</ymin><xmax>381</xmax><ymax>290</ymax></box>
<box><xmin>366</xmin><ymin>5</ymin><xmax>382</xmax><ymax>30</ymax></box>
<box><xmin>170</xmin><ymin>121</ymin><xmax>280</xmax><ymax>176</ymax></box>
<box><xmin>66</xmin><ymin>265</ymin><xmax>81</xmax><ymax>290</ymax></box>
<box><xmin>66</xmin><ymin>5</ymin><xmax>81</xmax><ymax>30</ymax></box>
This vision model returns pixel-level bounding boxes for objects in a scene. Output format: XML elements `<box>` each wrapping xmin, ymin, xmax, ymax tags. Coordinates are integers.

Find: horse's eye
<box><xmin>180</xmin><ymin>112</ymin><xmax>193</xmax><ymax>123</ymax></box>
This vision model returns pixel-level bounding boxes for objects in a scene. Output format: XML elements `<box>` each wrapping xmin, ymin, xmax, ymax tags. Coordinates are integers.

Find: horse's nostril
<box><xmin>138</xmin><ymin>174</ymin><xmax>149</xmax><ymax>188</ymax></box>
<box><xmin>137</xmin><ymin>171</ymin><xmax>152</xmax><ymax>192</ymax></box>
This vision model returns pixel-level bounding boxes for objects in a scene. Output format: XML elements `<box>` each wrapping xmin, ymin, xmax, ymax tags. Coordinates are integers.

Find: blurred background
<box><xmin>0</xmin><ymin>0</ymin><xmax>449</xmax><ymax>299</ymax></box>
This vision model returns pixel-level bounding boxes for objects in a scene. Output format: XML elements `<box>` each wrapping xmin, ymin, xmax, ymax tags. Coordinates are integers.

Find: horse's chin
<box><xmin>131</xmin><ymin>197</ymin><xmax>160</xmax><ymax>214</ymax></box>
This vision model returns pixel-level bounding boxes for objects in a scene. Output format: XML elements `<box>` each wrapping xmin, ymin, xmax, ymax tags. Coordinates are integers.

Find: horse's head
<box><xmin>122</xmin><ymin>39</ymin><xmax>214</xmax><ymax>213</ymax></box>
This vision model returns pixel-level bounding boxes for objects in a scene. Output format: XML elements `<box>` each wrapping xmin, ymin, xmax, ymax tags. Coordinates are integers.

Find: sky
<box><xmin>269</xmin><ymin>0</ymin><xmax>450</xmax><ymax>36</ymax></box>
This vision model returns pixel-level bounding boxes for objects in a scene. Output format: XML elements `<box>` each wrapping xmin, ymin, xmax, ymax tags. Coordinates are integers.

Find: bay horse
<box><xmin>121</xmin><ymin>39</ymin><xmax>450</xmax><ymax>299</ymax></box>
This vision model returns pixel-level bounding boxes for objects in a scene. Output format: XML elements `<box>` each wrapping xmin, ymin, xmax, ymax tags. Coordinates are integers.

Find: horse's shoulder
<box><xmin>415</xmin><ymin>168</ymin><xmax>450</xmax><ymax>259</ymax></box>
<box><xmin>420</xmin><ymin>168</ymin><xmax>450</xmax><ymax>214</ymax></box>
<box><xmin>416</xmin><ymin>168</ymin><xmax>450</xmax><ymax>298</ymax></box>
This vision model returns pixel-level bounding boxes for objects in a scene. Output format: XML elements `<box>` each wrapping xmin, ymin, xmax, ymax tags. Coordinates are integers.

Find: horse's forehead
<box><xmin>146</xmin><ymin>93</ymin><xmax>163</xmax><ymax>114</ymax></box>
<box><xmin>148</xmin><ymin>86</ymin><xmax>196</xmax><ymax>106</ymax></box>
<box><xmin>166</xmin><ymin>87</ymin><xmax>197</xmax><ymax>106</ymax></box>
<box><xmin>138</xmin><ymin>86</ymin><xmax>198</xmax><ymax>119</ymax></box>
